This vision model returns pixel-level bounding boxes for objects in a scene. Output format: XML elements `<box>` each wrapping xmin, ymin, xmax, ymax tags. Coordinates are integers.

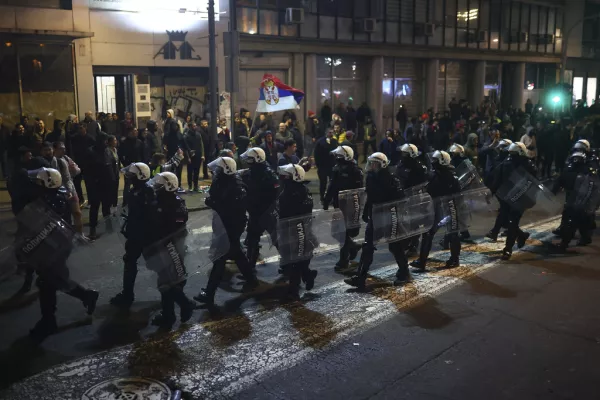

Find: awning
<box><xmin>0</xmin><ymin>28</ymin><xmax>94</xmax><ymax>43</ymax></box>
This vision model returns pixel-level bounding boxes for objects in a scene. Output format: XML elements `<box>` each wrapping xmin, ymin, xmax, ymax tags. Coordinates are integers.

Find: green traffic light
<box><xmin>552</xmin><ymin>95</ymin><xmax>561</xmax><ymax>104</ymax></box>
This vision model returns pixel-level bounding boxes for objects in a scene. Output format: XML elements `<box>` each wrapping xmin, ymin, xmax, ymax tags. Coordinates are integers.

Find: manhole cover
<box><xmin>82</xmin><ymin>377</ymin><xmax>172</xmax><ymax>400</ymax></box>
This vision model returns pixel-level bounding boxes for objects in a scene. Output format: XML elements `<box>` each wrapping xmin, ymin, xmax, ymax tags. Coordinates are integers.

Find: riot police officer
<box><xmin>489</xmin><ymin>142</ymin><xmax>537</xmax><ymax>260</ymax></box>
<box><xmin>278</xmin><ymin>163</ymin><xmax>318</xmax><ymax>299</ymax></box>
<box><xmin>344</xmin><ymin>152</ymin><xmax>408</xmax><ymax>289</ymax></box>
<box><xmin>145</xmin><ymin>172</ymin><xmax>195</xmax><ymax>328</ymax></box>
<box><xmin>553</xmin><ymin>139</ymin><xmax>599</xmax><ymax>236</ymax></box>
<box><xmin>550</xmin><ymin>151</ymin><xmax>597</xmax><ymax>251</ymax></box>
<box><xmin>443</xmin><ymin>144</ymin><xmax>471</xmax><ymax>243</ymax></box>
<box><xmin>18</xmin><ymin>168</ymin><xmax>99</xmax><ymax>340</ymax></box>
<box><xmin>110</xmin><ymin>162</ymin><xmax>153</xmax><ymax>308</ymax></box>
<box><xmin>485</xmin><ymin>139</ymin><xmax>514</xmax><ymax>241</ymax></box>
<box><xmin>411</xmin><ymin>151</ymin><xmax>462</xmax><ymax>272</ymax></box>
<box><xmin>395</xmin><ymin>143</ymin><xmax>429</xmax><ymax>255</ymax></box>
<box><xmin>323</xmin><ymin>145</ymin><xmax>364</xmax><ymax>270</ymax></box>
<box><xmin>239</xmin><ymin>147</ymin><xmax>280</xmax><ymax>271</ymax></box>
<box><xmin>194</xmin><ymin>157</ymin><xmax>259</xmax><ymax>306</ymax></box>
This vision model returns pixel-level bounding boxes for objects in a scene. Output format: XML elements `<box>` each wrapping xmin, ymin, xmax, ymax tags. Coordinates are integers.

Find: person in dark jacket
<box><xmin>313</xmin><ymin>130</ymin><xmax>338</xmax><ymax>203</ymax></box>
<box><xmin>119</xmin><ymin>127</ymin><xmax>144</xmax><ymax>206</ymax></box>
<box><xmin>83</xmin><ymin>111</ymin><xmax>101</xmax><ymax>142</ymax></box>
<box><xmin>45</xmin><ymin>119</ymin><xmax>65</xmax><ymax>145</ymax></box>
<box><xmin>278</xmin><ymin>138</ymin><xmax>300</xmax><ymax>166</ymax></box>
<box><xmin>194</xmin><ymin>157</ymin><xmax>259</xmax><ymax>306</ymax></box>
<box><xmin>344</xmin><ymin>152</ymin><xmax>408</xmax><ymax>289</ymax></box>
<box><xmin>163</xmin><ymin>109</ymin><xmax>190</xmax><ymax>192</ymax></box>
<box><xmin>305</xmin><ymin>111</ymin><xmax>321</xmax><ymax>156</ymax></box>
<box><xmin>184</xmin><ymin>122</ymin><xmax>205</xmax><ymax>192</ymax></box>
<box><xmin>410</xmin><ymin>150</ymin><xmax>462</xmax><ymax>272</ymax></box>
<box><xmin>356</xmin><ymin>101</ymin><xmax>371</xmax><ymax>140</ymax></box>
<box><xmin>70</xmin><ymin>123</ymin><xmax>95</xmax><ymax>207</ymax></box>
<box><xmin>260</xmin><ymin>131</ymin><xmax>282</xmax><ymax>170</ymax></box>
<box><xmin>345</xmin><ymin>103</ymin><xmax>357</xmax><ymax>133</ymax></box>
<box><xmin>396</xmin><ymin>104</ymin><xmax>408</xmax><ymax>132</ymax></box>
<box><xmin>320</xmin><ymin>100</ymin><xmax>333</xmax><ymax>128</ymax></box>
<box><xmin>144</xmin><ymin>172</ymin><xmax>195</xmax><ymax>328</ymax></box>
<box><xmin>197</xmin><ymin>119</ymin><xmax>213</xmax><ymax>180</ymax></box>
<box><xmin>239</xmin><ymin>147</ymin><xmax>280</xmax><ymax>271</ymax></box>
<box><xmin>277</xmin><ymin>163</ymin><xmax>318</xmax><ymax>299</ymax></box>
<box><xmin>86</xmin><ymin>133</ymin><xmax>114</xmax><ymax>239</ymax></box>
<box><xmin>110</xmin><ymin>162</ymin><xmax>153</xmax><ymax>308</ymax></box>
<box><xmin>323</xmin><ymin>145</ymin><xmax>364</xmax><ymax>269</ymax></box>
<box><xmin>489</xmin><ymin>142</ymin><xmax>537</xmax><ymax>260</ymax></box>
<box><xmin>379</xmin><ymin>130</ymin><xmax>397</xmax><ymax>162</ymax></box>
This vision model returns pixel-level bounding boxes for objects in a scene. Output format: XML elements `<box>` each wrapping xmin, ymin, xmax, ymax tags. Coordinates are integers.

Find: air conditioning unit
<box><xmin>509</xmin><ymin>31</ymin><xmax>528</xmax><ymax>43</ymax></box>
<box><xmin>285</xmin><ymin>8</ymin><xmax>304</xmax><ymax>24</ymax></box>
<box><xmin>468</xmin><ymin>30</ymin><xmax>488</xmax><ymax>43</ymax></box>
<box><xmin>535</xmin><ymin>34</ymin><xmax>554</xmax><ymax>45</ymax></box>
<box><xmin>415</xmin><ymin>22</ymin><xmax>435</xmax><ymax>37</ymax></box>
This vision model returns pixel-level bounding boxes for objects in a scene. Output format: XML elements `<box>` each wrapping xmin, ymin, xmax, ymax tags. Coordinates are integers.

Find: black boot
<box><xmin>501</xmin><ymin>248</ymin><xmax>512</xmax><ymax>260</ymax></box>
<box><xmin>110</xmin><ymin>292</ymin><xmax>134</xmax><ymax>308</ymax></box>
<box><xmin>18</xmin><ymin>267</ymin><xmax>34</xmax><ymax>294</ymax></box>
<box><xmin>517</xmin><ymin>231</ymin><xmax>530</xmax><ymax>249</ymax></box>
<box><xmin>344</xmin><ymin>275</ymin><xmax>366</xmax><ymax>289</ymax></box>
<box><xmin>193</xmin><ymin>289</ymin><xmax>215</xmax><ymax>305</ymax></box>
<box><xmin>349</xmin><ymin>241</ymin><xmax>361</xmax><ymax>261</ymax></box>
<box><xmin>410</xmin><ymin>258</ymin><xmax>427</xmax><ymax>273</ymax></box>
<box><xmin>393</xmin><ymin>269</ymin><xmax>410</xmax><ymax>286</ymax></box>
<box><xmin>29</xmin><ymin>318</ymin><xmax>58</xmax><ymax>341</ymax></box>
<box><xmin>151</xmin><ymin>313</ymin><xmax>175</xmax><ymax>329</ymax></box>
<box><xmin>110</xmin><ymin>266</ymin><xmax>137</xmax><ymax>308</ymax></box>
<box><xmin>304</xmin><ymin>270</ymin><xmax>318</xmax><ymax>291</ymax></box>
<box><xmin>485</xmin><ymin>230</ymin><xmax>498</xmax><ymax>242</ymax></box>
<box><xmin>68</xmin><ymin>286</ymin><xmax>99</xmax><ymax>315</ymax></box>
<box><xmin>442</xmin><ymin>258</ymin><xmax>460</xmax><ymax>269</ymax></box>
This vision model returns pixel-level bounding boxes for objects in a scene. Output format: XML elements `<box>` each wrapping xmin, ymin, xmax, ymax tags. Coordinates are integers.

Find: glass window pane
<box><xmin>238</xmin><ymin>7</ymin><xmax>258</xmax><ymax>34</ymax></box>
<box><xmin>20</xmin><ymin>43</ymin><xmax>75</xmax><ymax>133</ymax></box>
<box><xmin>387</xmin><ymin>0</ymin><xmax>400</xmax><ymax>21</ymax></box>
<box><xmin>573</xmin><ymin>77</ymin><xmax>584</xmax><ymax>103</ymax></box>
<box><xmin>587</xmin><ymin>78</ymin><xmax>597</xmax><ymax>107</ymax></box>
<box><xmin>383</xmin><ymin>58</ymin><xmax>394</xmax><ymax>129</ymax></box>
<box><xmin>317</xmin><ymin>56</ymin><xmax>333</xmax><ymax>79</ymax></box>
<box><xmin>0</xmin><ymin>44</ymin><xmax>20</xmax><ymax>127</ymax></box>
<box><xmin>259</xmin><ymin>9</ymin><xmax>278</xmax><ymax>35</ymax></box>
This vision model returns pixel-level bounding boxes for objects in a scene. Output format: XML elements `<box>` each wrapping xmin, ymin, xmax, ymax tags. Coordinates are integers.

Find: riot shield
<box><xmin>13</xmin><ymin>200</ymin><xmax>75</xmax><ymax>274</ymax></box>
<box><xmin>276</xmin><ymin>209</ymin><xmax>346</xmax><ymax>265</ymax></box>
<box><xmin>435</xmin><ymin>188</ymin><xmax>491</xmax><ymax>233</ymax></box>
<box><xmin>403</xmin><ymin>182</ymin><xmax>428</xmax><ymax>197</ymax></box>
<box><xmin>496</xmin><ymin>167</ymin><xmax>562</xmax><ymax>219</ymax></box>
<box><xmin>571</xmin><ymin>174</ymin><xmax>600</xmax><ymax>214</ymax></box>
<box><xmin>0</xmin><ymin>218</ymin><xmax>17</xmax><ymax>282</ymax></box>
<box><xmin>141</xmin><ymin>211</ymin><xmax>231</xmax><ymax>289</ymax></box>
<box><xmin>372</xmin><ymin>193</ymin><xmax>434</xmax><ymax>245</ymax></box>
<box><xmin>455</xmin><ymin>159</ymin><xmax>485</xmax><ymax>191</ymax></box>
<box><xmin>338</xmin><ymin>188</ymin><xmax>366</xmax><ymax>229</ymax></box>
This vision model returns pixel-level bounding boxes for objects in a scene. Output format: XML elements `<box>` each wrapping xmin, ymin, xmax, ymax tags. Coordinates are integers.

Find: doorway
<box><xmin>94</xmin><ymin>74</ymin><xmax>134</xmax><ymax>119</ymax></box>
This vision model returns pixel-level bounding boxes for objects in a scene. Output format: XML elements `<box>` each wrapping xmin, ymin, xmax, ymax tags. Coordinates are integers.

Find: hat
<box><xmin>308</xmin><ymin>111</ymin><xmax>316</xmax><ymax>117</ymax></box>
<box><xmin>345</xmin><ymin>130</ymin><xmax>354</xmax><ymax>138</ymax></box>
<box><xmin>455</xmin><ymin>122</ymin><xmax>465</xmax><ymax>129</ymax></box>
<box><xmin>421</xmin><ymin>113</ymin><xmax>429</xmax><ymax>121</ymax></box>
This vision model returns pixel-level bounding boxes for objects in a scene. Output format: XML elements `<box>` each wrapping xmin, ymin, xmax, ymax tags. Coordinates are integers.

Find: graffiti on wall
<box><xmin>150</xmin><ymin>85</ymin><xmax>207</xmax><ymax>124</ymax></box>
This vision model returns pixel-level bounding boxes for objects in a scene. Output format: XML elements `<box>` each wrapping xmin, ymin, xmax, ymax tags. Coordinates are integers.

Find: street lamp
<box><xmin>552</xmin><ymin>95</ymin><xmax>561</xmax><ymax>104</ymax></box>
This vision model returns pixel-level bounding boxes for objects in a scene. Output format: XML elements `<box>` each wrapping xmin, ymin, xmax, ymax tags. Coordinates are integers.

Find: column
<box><xmin>305</xmin><ymin>54</ymin><xmax>318</xmax><ymax>121</ymax></box>
<box><xmin>511</xmin><ymin>62</ymin><xmax>526</xmax><ymax>110</ymax></box>
<box><xmin>72</xmin><ymin>0</ymin><xmax>95</xmax><ymax>117</ymax></box>
<box><xmin>425</xmin><ymin>59</ymin><xmax>440</xmax><ymax>113</ymax></box>
<box><xmin>470</xmin><ymin>61</ymin><xmax>486</xmax><ymax>110</ymax></box>
<box><xmin>292</xmin><ymin>53</ymin><xmax>306</xmax><ymax>119</ymax></box>
<box><xmin>369</xmin><ymin>56</ymin><xmax>384</xmax><ymax>142</ymax></box>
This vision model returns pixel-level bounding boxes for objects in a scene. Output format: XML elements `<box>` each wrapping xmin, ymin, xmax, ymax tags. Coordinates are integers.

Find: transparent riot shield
<box><xmin>338</xmin><ymin>188</ymin><xmax>366</xmax><ymax>229</ymax></box>
<box><xmin>435</xmin><ymin>188</ymin><xmax>491</xmax><ymax>233</ymax></box>
<box><xmin>570</xmin><ymin>174</ymin><xmax>600</xmax><ymax>214</ymax></box>
<box><xmin>496</xmin><ymin>167</ymin><xmax>562</xmax><ymax>219</ymax></box>
<box><xmin>140</xmin><ymin>211</ymin><xmax>230</xmax><ymax>290</ymax></box>
<box><xmin>455</xmin><ymin>159</ymin><xmax>485</xmax><ymax>191</ymax></box>
<box><xmin>0</xmin><ymin>217</ymin><xmax>18</xmax><ymax>282</ymax></box>
<box><xmin>403</xmin><ymin>182</ymin><xmax>428</xmax><ymax>197</ymax></box>
<box><xmin>372</xmin><ymin>193</ymin><xmax>434</xmax><ymax>245</ymax></box>
<box><xmin>13</xmin><ymin>199</ymin><xmax>75</xmax><ymax>274</ymax></box>
<box><xmin>276</xmin><ymin>209</ymin><xmax>346</xmax><ymax>265</ymax></box>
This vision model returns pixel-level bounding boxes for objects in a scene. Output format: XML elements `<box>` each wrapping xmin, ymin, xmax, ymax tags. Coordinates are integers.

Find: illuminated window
<box><xmin>587</xmin><ymin>77</ymin><xmax>597</xmax><ymax>106</ymax></box>
<box><xmin>573</xmin><ymin>77</ymin><xmax>584</xmax><ymax>102</ymax></box>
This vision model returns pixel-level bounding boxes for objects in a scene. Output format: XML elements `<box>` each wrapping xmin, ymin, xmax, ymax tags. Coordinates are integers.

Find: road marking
<box><xmin>3</xmin><ymin>217</ymin><xmax>562</xmax><ymax>400</ymax></box>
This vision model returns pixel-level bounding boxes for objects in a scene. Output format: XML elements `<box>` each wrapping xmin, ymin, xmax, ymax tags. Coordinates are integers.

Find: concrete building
<box><xmin>1</xmin><ymin>0</ymin><xmax>599</xmax><ymax>133</ymax></box>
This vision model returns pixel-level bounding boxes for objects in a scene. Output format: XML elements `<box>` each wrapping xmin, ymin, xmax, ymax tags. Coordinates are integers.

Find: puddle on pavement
<box><xmin>201</xmin><ymin>312</ymin><xmax>252</xmax><ymax>348</ymax></box>
<box><xmin>433</xmin><ymin>266</ymin><xmax>517</xmax><ymax>299</ymax></box>
<box><xmin>283</xmin><ymin>303</ymin><xmax>340</xmax><ymax>349</ymax></box>
<box><xmin>402</xmin><ymin>296</ymin><xmax>455</xmax><ymax>330</ymax></box>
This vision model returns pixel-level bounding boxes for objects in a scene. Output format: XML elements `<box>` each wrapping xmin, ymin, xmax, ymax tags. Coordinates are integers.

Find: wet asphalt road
<box><xmin>1</xmin><ymin>194</ymin><xmax>600</xmax><ymax>399</ymax></box>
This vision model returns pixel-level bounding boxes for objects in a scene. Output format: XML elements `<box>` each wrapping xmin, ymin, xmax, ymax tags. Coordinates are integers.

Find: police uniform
<box><xmin>241</xmin><ymin>162</ymin><xmax>280</xmax><ymax>270</ymax></box>
<box><xmin>278</xmin><ymin>176</ymin><xmax>318</xmax><ymax>298</ymax></box>
<box><xmin>195</xmin><ymin>171</ymin><xmax>258</xmax><ymax>305</ymax></box>
<box><xmin>345</xmin><ymin>164</ymin><xmax>407</xmax><ymax>288</ymax></box>
<box><xmin>323</xmin><ymin>158</ymin><xmax>364</xmax><ymax>269</ymax></box>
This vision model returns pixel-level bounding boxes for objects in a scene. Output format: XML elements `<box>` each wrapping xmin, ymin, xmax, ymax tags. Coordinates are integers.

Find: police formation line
<box><xmin>10</xmin><ymin>138</ymin><xmax>600</xmax><ymax>340</ymax></box>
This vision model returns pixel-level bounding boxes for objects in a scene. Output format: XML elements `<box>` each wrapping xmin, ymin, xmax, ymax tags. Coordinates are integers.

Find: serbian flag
<box><xmin>256</xmin><ymin>74</ymin><xmax>305</xmax><ymax>113</ymax></box>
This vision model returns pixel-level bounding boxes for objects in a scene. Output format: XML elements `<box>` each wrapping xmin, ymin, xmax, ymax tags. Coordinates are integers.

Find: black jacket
<box><xmin>426</xmin><ymin>167</ymin><xmax>461</xmax><ymax>199</ymax></box>
<box><xmin>83</xmin><ymin>118</ymin><xmax>101</xmax><ymax>142</ymax></box>
<box><xmin>489</xmin><ymin>155</ymin><xmax>537</xmax><ymax>195</ymax></box>
<box><xmin>261</xmin><ymin>141</ymin><xmax>283</xmax><ymax>170</ymax></box>
<box><xmin>324</xmin><ymin>160</ymin><xmax>364</xmax><ymax>209</ymax></box>
<box><xmin>363</xmin><ymin>167</ymin><xmax>404</xmax><ymax>221</ymax></box>
<box><xmin>164</xmin><ymin>118</ymin><xmax>189</xmax><ymax>157</ymax></box>
<box><xmin>395</xmin><ymin>157</ymin><xmax>429</xmax><ymax>190</ymax></box>
<box><xmin>241</xmin><ymin>163</ymin><xmax>280</xmax><ymax>216</ymax></box>
<box><xmin>314</xmin><ymin>136</ymin><xmax>338</xmax><ymax>170</ymax></box>
<box><xmin>205</xmin><ymin>173</ymin><xmax>248</xmax><ymax>235</ymax></box>
<box><xmin>69</xmin><ymin>133</ymin><xmax>95</xmax><ymax>169</ymax></box>
<box><xmin>278</xmin><ymin>180</ymin><xmax>313</xmax><ymax>219</ymax></box>
<box><xmin>119</xmin><ymin>137</ymin><xmax>144</xmax><ymax>167</ymax></box>
<box><xmin>124</xmin><ymin>183</ymin><xmax>155</xmax><ymax>241</ymax></box>
<box><xmin>184</xmin><ymin>129</ymin><xmax>205</xmax><ymax>159</ymax></box>
<box><xmin>87</xmin><ymin>143</ymin><xmax>116</xmax><ymax>186</ymax></box>
<box><xmin>146</xmin><ymin>192</ymin><xmax>188</xmax><ymax>244</ymax></box>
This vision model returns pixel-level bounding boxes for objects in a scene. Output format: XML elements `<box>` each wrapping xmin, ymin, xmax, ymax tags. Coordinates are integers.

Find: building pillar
<box><xmin>291</xmin><ymin>53</ymin><xmax>306</xmax><ymax>119</ymax></box>
<box><xmin>470</xmin><ymin>61</ymin><xmax>486</xmax><ymax>110</ymax></box>
<box><xmin>511</xmin><ymin>62</ymin><xmax>526</xmax><ymax>110</ymax></box>
<box><xmin>72</xmin><ymin>0</ymin><xmax>95</xmax><ymax>117</ymax></box>
<box><xmin>305</xmin><ymin>54</ymin><xmax>318</xmax><ymax>120</ymax></box>
<box><xmin>425</xmin><ymin>59</ymin><xmax>439</xmax><ymax>113</ymax></box>
<box><xmin>369</xmin><ymin>56</ymin><xmax>384</xmax><ymax>142</ymax></box>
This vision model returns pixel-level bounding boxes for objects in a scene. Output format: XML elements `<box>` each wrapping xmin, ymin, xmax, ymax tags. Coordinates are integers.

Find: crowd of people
<box><xmin>3</xmin><ymin>95</ymin><xmax>600</xmax><ymax>341</ymax></box>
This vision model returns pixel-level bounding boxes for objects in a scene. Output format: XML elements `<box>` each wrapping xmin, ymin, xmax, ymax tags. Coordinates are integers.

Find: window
<box><xmin>587</xmin><ymin>78</ymin><xmax>597</xmax><ymax>107</ymax></box>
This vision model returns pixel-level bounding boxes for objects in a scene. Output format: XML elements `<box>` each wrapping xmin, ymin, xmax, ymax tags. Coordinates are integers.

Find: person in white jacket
<box><xmin>520</xmin><ymin>129</ymin><xmax>537</xmax><ymax>160</ymax></box>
